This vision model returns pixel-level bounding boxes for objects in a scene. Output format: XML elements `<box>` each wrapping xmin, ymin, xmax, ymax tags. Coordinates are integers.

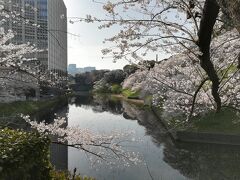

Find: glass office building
<box><xmin>2</xmin><ymin>0</ymin><xmax>67</xmax><ymax>74</ymax></box>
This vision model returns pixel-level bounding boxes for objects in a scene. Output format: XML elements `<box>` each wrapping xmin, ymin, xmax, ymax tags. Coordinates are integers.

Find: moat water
<box><xmin>42</xmin><ymin>95</ymin><xmax>240</xmax><ymax>180</ymax></box>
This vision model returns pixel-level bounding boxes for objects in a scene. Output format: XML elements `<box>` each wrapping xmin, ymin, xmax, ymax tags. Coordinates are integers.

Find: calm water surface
<box><xmin>47</xmin><ymin>95</ymin><xmax>240</xmax><ymax>180</ymax></box>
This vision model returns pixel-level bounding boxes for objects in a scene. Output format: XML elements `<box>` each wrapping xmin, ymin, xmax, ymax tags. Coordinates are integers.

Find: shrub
<box><xmin>122</xmin><ymin>89</ymin><xmax>140</xmax><ymax>99</ymax></box>
<box><xmin>0</xmin><ymin>128</ymin><xmax>52</xmax><ymax>180</ymax></box>
<box><xmin>73</xmin><ymin>70</ymin><xmax>110</xmax><ymax>91</ymax></box>
<box><xmin>144</xmin><ymin>95</ymin><xmax>153</xmax><ymax>106</ymax></box>
<box><xmin>93</xmin><ymin>79</ymin><xmax>111</xmax><ymax>93</ymax></box>
<box><xmin>51</xmin><ymin>170</ymin><xmax>95</xmax><ymax>180</ymax></box>
<box><xmin>103</xmin><ymin>70</ymin><xmax>126</xmax><ymax>84</ymax></box>
<box><xmin>111</xmin><ymin>84</ymin><xmax>122</xmax><ymax>94</ymax></box>
<box><xmin>123</xmin><ymin>64</ymin><xmax>139</xmax><ymax>76</ymax></box>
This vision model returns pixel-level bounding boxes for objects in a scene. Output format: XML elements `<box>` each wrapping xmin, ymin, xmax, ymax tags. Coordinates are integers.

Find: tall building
<box><xmin>48</xmin><ymin>0</ymin><xmax>67</xmax><ymax>74</ymax></box>
<box><xmin>2</xmin><ymin>0</ymin><xmax>67</xmax><ymax>74</ymax></box>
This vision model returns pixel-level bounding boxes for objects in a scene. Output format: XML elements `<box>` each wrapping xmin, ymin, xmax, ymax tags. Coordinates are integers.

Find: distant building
<box><xmin>82</xmin><ymin>66</ymin><xmax>96</xmax><ymax>73</ymax></box>
<box><xmin>68</xmin><ymin>64</ymin><xmax>77</xmax><ymax>75</ymax></box>
<box><xmin>67</xmin><ymin>64</ymin><xmax>96</xmax><ymax>75</ymax></box>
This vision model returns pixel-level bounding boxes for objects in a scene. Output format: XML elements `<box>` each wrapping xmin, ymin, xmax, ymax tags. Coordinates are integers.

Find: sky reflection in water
<box><xmin>48</xmin><ymin>95</ymin><xmax>240</xmax><ymax>180</ymax></box>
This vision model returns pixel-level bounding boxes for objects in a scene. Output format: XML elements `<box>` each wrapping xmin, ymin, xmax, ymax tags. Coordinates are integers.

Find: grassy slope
<box><xmin>187</xmin><ymin>108</ymin><xmax>240</xmax><ymax>134</ymax></box>
<box><xmin>0</xmin><ymin>96</ymin><xmax>67</xmax><ymax>116</ymax></box>
<box><xmin>121</xmin><ymin>89</ymin><xmax>140</xmax><ymax>99</ymax></box>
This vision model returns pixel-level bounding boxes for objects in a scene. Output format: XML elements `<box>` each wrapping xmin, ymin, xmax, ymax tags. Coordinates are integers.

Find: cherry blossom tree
<box><xmin>217</xmin><ymin>0</ymin><xmax>240</xmax><ymax>32</ymax></box>
<box><xmin>122</xmin><ymin>29</ymin><xmax>240</xmax><ymax>120</ymax></box>
<box><xmin>159</xmin><ymin>30</ymin><xmax>239</xmax><ymax>118</ymax></box>
<box><xmin>69</xmin><ymin>0</ymin><xmax>240</xmax><ymax>114</ymax></box>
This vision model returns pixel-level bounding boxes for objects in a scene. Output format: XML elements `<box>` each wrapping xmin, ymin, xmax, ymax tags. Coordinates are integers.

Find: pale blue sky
<box><xmin>63</xmin><ymin>0</ymin><xmax>129</xmax><ymax>70</ymax></box>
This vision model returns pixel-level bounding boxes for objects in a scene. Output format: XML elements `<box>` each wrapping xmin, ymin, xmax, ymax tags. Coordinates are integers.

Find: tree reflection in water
<box><xmin>74</xmin><ymin>95</ymin><xmax>240</xmax><ymax>180</ymax></box>
<box><xmin>45</xmin><ymin>95</ymin><xmax>240</xmax><ymax>179</ymax></box>
<box><xmin>164</xmin><ymin>142</ymin><xmax>240</xmax><ymax>180</ymax></box>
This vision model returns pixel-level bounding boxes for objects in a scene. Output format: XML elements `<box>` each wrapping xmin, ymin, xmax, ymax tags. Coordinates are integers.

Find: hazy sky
<box><xmin>63</xmin><ymin>0</ymin><xmax>129</xmax><ymax>70</ymax></box>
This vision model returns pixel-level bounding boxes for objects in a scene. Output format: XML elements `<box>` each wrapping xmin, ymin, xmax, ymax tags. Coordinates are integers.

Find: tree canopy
<box><xmin>74</xmin><ymin>0</ymin><xmax>240</xmax><ymax>117</ymax></box>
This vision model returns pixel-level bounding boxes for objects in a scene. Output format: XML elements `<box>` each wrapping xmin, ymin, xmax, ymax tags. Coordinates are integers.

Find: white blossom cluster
<box><xmin>123</xmin><ymin>29</ymin><xmax>240</xmax><ymax>120</ymax></box>
<box><xmin>21</xmin><ymin>114</ymin><xmax>142</xmax><ymax>166</ymax></box>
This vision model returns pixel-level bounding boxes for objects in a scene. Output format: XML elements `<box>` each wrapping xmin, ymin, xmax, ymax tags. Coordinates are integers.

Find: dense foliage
<box><xmin>0</xmin><ymin>128</ymin><xmax>52</xmax><ymax>180</ymax></box>
<box><xmin>103</xmin><ymin>70</ymin><xmax>126</xmax><ymax>84</ymax></box>
<box><xmin>92</xmin><ymin>69</ymin><xmax>126</xmax><ymax>93</ymax></box>
<box><xmin>73</xmin><ymin>70</ymin><xmax>109</xmax><ymax>91</ymax></box>
<box><xmin>51</xmin><ymin>171</ymin><xmax>95</xmax><ymax>180</ymax></box>
<box><xmin>93</xmin><ymin>79</ymin><xmax>111</xmax><ymax>93</ymax></box>
<box><xmin>74</xmin><ymin>62</ymin><xmax>155</xmax><ymax>94</ymax></box>
<box><xmin>111</xmin><ymin>84</ymin><xmax>122</xmax><ymax>94</ymax></box>
<box><xmin>0</xmin><ymin>128</ymin><xmax>97</xmax><ymax>179</ymax></box>
<box><xmin>123</xmin><ymin>64</ymin><xmax>139</xmax><ymax>76</ymax></box>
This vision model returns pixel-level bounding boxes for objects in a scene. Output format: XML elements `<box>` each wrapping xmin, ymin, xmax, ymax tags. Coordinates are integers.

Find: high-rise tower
<box><xmin>2</xmin><ymin>0</ymin><xmax>67</xmax><ymax>74</ymax></box>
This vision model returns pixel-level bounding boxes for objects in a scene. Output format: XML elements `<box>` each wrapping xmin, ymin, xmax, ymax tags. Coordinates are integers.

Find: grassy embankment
<box><xmin>187</xmin><ymin>108</ymin><xmax>240</xmax><ymax>134</ymax></box>
<box><xmin>150</xmin><ymin>65</ymin><xmax>240</xmax><ymax>135</ymax></box>
<box><xmin>110</xmin><ymin>84</ymin><xmax>140</xmax><ymax>99</ymax></box>
<box><xmin>186</xmin><ymin>65</ymin><xmax>240</xmax><ymax>135</ymax></box>
<box><xmin>179</xmin><ymin>65</ymin><xmax>240</xmax><ymax>135</ymax></box>
<box><xmin>108</xmin><ymin>84</ymin><xmax>149</xmax><ymax>106</ymax></box>
<box><xmin>153</xmin><ymin>106</ymin><xmax>240</xmax><ymax>135</ymax></box>
<box><xmin>0</xmin><ymin>95</ymin><xmax>68</xmax><ymax>117</ymax></box>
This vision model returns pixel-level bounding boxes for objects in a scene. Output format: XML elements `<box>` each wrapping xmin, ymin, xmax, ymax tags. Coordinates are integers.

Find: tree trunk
<box><xmin>197</xmin><ymin>0</ymin><xmax>222</xmax><ymax>111</ymax></box>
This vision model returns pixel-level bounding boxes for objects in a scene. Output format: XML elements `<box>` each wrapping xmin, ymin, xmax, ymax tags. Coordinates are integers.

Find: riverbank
<box><xmin>72</xmin><ymin>90</ymin><xmax>146</xmax><ymax>106</ymax></box>
<box><xmin>111</xmin><ymin>94</ymin><xmax>144</xmax><ymax>106</ymax></box>
<box><xmin>152</xmin><ymin>107</ymin><xmax>240</xmax><ymax>145</ymax></box>
<box><xmin>0</xmin><ymin>95</ymin><xmax>68</xmax><ymax>117</ymax></box>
